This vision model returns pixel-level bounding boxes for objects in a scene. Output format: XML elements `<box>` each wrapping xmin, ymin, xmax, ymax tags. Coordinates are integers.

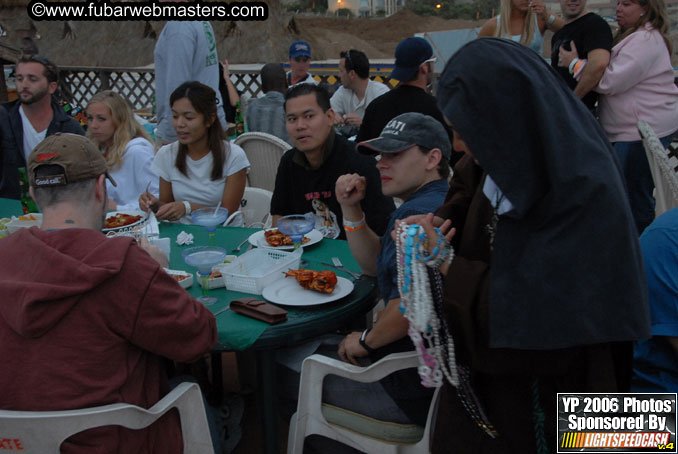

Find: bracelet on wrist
<box><xmin>546</xmin><ymin>14</ymin><xmax>556</xmax><ymax>26</ymax></box>
<box><xmin>359</xmin><ymin>328</ymin><xmax>376</xmax><ymax>354</ymax></box>
<box><xmin>568</xmin><ymin>58</ymin><xmax>580</xmax><ymax>76</ymax></box>
<box><xmin>344</xmin><ymin>223</ymin><xmax>366</xmax><ymax>233</ymax></box>
<box><xmin>343</xmin><ymin>214</ymin><xmax>366</xmax><ymax>229</ymax></box>
<box><xmin>183</xmin><ymin>201</ymin><xmax>192</xmax><ymax>215</ymax></box>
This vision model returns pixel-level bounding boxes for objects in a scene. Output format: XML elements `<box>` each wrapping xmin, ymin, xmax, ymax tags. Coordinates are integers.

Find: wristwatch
<box><xmin>359</xmin><ymin>328</ymin><xmax>375</xmax><ymax>354</ymax></box>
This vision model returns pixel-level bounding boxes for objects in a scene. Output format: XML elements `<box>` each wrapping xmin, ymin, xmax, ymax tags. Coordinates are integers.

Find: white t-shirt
<box><xmin>107</xmin><ymin>137</ymin><xmax>159</xmax><ymax>211</ymax></box>
<box><xmin>152</xmin><ymin>140</ymin><xmax>250</xmax><ymax>209</ymax></box>
<box><xmin>19</xmin><ymin>105</ymin><xmax>47</xmax><ymax>162</ymax></box>
<box><xmin>330</xmin><ymin>79</ymin><xmax>390</xmax><ymax>119</ymax></box>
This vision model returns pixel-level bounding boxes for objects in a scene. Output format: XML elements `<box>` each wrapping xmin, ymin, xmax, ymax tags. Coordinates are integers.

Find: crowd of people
<box><xmin>0</xmin><ymin>0</ymin><xmax>677</xmax><ymax>451</ymax></box>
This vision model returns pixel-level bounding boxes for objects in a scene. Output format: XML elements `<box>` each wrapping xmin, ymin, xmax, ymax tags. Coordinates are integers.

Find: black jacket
<box><xmin>0</xmin><ymin>98</ymin><xmax>85</xmax><ymax>199</ymax></box>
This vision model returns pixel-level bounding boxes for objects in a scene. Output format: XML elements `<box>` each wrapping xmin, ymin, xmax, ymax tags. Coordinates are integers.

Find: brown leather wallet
<box><xmin>229</xmin><ymin>297</ymin><xmax>288</xmax><ymax>324</ymax></box>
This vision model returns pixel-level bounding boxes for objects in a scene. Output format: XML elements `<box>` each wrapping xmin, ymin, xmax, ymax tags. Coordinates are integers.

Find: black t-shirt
<box><xmin>551</xmin><ymin>13</ymin><xmax>613</xmax><ymax>111</ymax></box>
<box><xmin>270</xmin><ymin>133</ymin><xmax>395</xmax><ymax>240</ymax></box>
<box><xmin>356</xmin><ymin>85</ymin><xmax>461</xmax><ymax>164</ymax></box>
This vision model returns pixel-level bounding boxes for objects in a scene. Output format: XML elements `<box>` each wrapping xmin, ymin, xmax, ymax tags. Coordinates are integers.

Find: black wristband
<box><xmin>359</xmin><ymin>328</ymin><xmax>375</xmax><ymax>354</ymax></box>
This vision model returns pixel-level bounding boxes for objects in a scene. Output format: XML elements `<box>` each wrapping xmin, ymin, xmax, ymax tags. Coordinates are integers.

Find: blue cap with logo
<box><xmin>289</xmin><ymin>40</ymin><xmax>312</xmax><ymax>59</ymax></box>
<box><xmin>390</xmin><ymin>37</ymin><xmax>433</xmax><ymax>82</ymax></box>
<box><xmin>356</xmin><ymin>112</ymin><xmax>451</xmax><ymax>159</ymax></box>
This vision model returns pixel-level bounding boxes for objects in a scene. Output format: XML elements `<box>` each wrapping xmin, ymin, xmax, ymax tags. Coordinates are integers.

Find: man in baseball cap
<box><xmin>304</xmin><ymin>113</ymin><xmax>451</xmax><ymax>441</ymax></box>
<box><xmin>28</xmin><ymin>132</ymin><xmax>117</xmax><ymax>190</ymax></box>
<box><xmin>390</xmin><ymin>37</ymin><xmax>436</xmax><ymax>82</ymax></box>
<box><xmin>287</xmin><ymin>40</ymin><xmax>318</xmax><ymax>87</ymax></box>
<box><xmin>0</xmin><ymin>133</ymin><xmax>221</xmax><ymax>452</ymax></box>
<box><xmin>355</xmin><ymin>38</ymin><xmax>460</xmax><ymax>167</ymax></box>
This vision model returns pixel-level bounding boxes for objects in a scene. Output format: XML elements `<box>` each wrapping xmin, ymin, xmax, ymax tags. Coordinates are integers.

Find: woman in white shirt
<box><xmin>86</xmin><ymin>90</ymin><xmax>158</xmax><ymax>211</ymax></box>
<box><xmin>139</xmin><ymin>81</ymin><xmax>249</xmax><ymax>222</ymax></box>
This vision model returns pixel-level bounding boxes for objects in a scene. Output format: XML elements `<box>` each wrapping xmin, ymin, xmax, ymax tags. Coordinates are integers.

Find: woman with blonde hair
<box><xmin>478</xmin><ymin>0</ymin><xmax>563</xmax><ymax>54</ymax></box>
<box><xmin>86</xmin><ymin>90</ymin><xmax>158</xmax><ymax>210</ymax></box>
<box><xmin>560</xmin><ymin>0</ymin><xmax>678</xmax><ymax>233</ymax></box>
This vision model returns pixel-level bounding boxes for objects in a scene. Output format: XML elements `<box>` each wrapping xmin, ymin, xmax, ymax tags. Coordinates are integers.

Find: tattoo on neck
<box><xmin>65</xmin><ymin>219</ymin><xmax>75</xmax><ymax>224</ymax></box>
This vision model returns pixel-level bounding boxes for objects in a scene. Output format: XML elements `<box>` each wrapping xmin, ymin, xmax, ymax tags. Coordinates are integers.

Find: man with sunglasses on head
<box><xmin>287</xmin><ymin>40</ymin><xmax>318</xmax><ymax>87</ymax></box>
<box><xmin>356</xmin><ymin>38</ymin><xmax>458</xmax><ymax>165</ymax></box>
<box><xmin>330</xmin><ymin>49</ymin><xmax>389</xmax><ymax>129</ymax></box>
<box><xmin>0</xmin><ymin>54</ymin><xmax>85</xmax><ymax>200</ymax></box>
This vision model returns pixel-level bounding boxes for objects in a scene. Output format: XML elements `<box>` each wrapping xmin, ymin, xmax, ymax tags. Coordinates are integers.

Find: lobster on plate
<box><xmin>265</xmin><ymin>229</ymin><xmax>310</xmax><ymax>247</ymax></box>
<box><xmin>285</xmin><ymin>269</ymin><xmax>338</xmax><ymax>294</ymax></box>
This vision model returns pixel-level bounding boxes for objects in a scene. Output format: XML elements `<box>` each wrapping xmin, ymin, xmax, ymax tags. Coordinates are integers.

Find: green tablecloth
<box><xmin>0</xmin><ymin>198</ymin><xmax>22</xmax><ymax>218</ymax></box>
<box><xmin>0</xmin><ymin>197</ymin><xmax>371</xmax><ymax>352</ymax></box>
<box><xmin>161</xmin><ymin>223</ymin><xmax>366</xmax><ymax>351</ymax></box>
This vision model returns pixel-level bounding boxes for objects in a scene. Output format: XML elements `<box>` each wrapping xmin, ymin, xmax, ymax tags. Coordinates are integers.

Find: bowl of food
<box><xmin>164</xmin><ymin>268</ymin><xmax>193</xmax><ymax>289</ymax></box>
<box><xmin>6</xmin><ymin>213</ymin><xmax>43</xmax><ymax>234</ymax></box>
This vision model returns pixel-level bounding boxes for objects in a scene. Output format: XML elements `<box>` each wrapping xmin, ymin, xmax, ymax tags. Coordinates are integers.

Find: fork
<box><xmin>231</xmin><ymin>237</ymin><xmax>250</xmax><ymax>253</ymax></box>
<box><xmin>330</xmin><ymin>257</ymin><xmax>362</xmax><ymax>279</ymax></box>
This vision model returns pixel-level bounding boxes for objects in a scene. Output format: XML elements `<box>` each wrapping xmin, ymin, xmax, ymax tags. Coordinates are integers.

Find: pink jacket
<box><xmin>596</xmin><ymin>23</ymin><xmax>678</xmax><ymax>142</ymax></box>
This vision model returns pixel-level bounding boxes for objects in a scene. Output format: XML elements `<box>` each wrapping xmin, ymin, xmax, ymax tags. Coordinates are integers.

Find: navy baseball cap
<box><xmin>390</xmin><ymin>37</ymin><xmax>433</xmax><ymax>82</ymax></box>
<box><xmin>357</xmin><ymin>112</ymin><xmax>451</xmax><ymax>160</ymax></box>
<box><xmin>289</xmin><ymin>41</ymin><xmax>312</xmax><ymax>59</ymax></box>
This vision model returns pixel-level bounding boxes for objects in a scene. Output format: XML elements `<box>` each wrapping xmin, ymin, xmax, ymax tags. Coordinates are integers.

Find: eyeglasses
<box><xmin>344</xmin><ymin>50</ymin><xmax>354</xmax><ymax>71</ymax></box>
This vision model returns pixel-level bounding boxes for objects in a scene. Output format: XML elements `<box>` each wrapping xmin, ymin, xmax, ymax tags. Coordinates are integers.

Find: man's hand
<box><xmin>342</xmin><ymin>113</ymin><xmax>362</xmax><ymax>127</ymax></box>
<box><xmin>139</xmin><ymin>237</ymin><xmax>169</xmax><ymax>268</ymax></box>
<box><xmin>558</xmin><ymin>41</ymin><xmax>580</xmax><ymax>69</ymax></box>
<box><xmin>338</xmin><ymin>331</ymin><xmax>369</xmax><ymax>365</ymax></box>
<box><xmin>155</xmin><ymin>201</ymin><xmax>187</xmax><ymax>221</ymax></box>
<box><xmin>335</xmin><ymin>173</ymin><xmax>367</xmax><ymax>208</ymax></box>
<box><xmin>220</xmin><ymin>59</ymin><xmax>231</xmax><ymax>80</ymax></box>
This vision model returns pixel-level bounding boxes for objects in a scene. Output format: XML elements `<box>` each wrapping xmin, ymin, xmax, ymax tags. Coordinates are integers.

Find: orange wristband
<box><xmin>344</xmin><ymin>223</ymin><xmax>366</xmax><ymax>233</ymax></box>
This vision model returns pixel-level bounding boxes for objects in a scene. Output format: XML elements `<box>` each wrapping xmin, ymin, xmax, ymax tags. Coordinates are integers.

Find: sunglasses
<box><xmin>294</xmin><ymin>56</ymin><xmax>311</xmax><ymax>63</ymax></box>
<box><xmin>421</xmin><ymin>56</ymin><xmax>437</xmax><ymax>67</ymax></box>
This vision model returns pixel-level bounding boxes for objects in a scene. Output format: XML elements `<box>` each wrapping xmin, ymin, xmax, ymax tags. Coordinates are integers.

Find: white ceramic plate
<box><xmin>262</xmin><ymin>276</ymin><xmax>354</xmax><ymax>306</ymax></box>
<box><xmin>248</xmin><ymin>228</ymin><xmax>323</xmax><ymax>250</ymax></box>
<box><xmin>102</xmin><ymin>210</ymin><xmax>148</xmax><ymax>233</ymax></box>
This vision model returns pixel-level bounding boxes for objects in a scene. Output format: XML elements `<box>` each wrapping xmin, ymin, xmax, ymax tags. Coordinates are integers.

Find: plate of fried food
<box><xmin>262</xmin><ymin>269</ymin><xmax>354</xmax><ymax>306</ymax></box>
<box><xmin>102</xmin><ymin>210</ymin><xmax>148</xmax><ymax>233</ymax></box>
<box><xmin>248</xmin><ymin>228</ymin><xmax>323</xmax><ymax>250</ymax></box>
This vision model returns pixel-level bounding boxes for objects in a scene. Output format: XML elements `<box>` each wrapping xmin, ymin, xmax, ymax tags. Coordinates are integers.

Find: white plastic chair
<box><xmin>0</xmin><ymin>382</ymin><xmax>214</xmax><ymax>454</ymax></box>
<box><xmin>638</xmin><ymin>120</ymin><xmax>678</xmax><ymax>216</ymax></box>
<box><xmin>287</xmin><ymin>351</ymin><xmax>441</xmax><ymax>454</ymax></box>
<box><xmin>222</xmin><ymin>187</ymin><xmax>273</xmax><ymax>228</ymax></box>
<box><xmin>240</xmin><ymin>187</ymin><xmax>273</xmax><ymax>228</ymax></box>
<box><xmin>234</xmin><ymin>132</ymin><xmax>291</xmax><ymax>192</ymax></box>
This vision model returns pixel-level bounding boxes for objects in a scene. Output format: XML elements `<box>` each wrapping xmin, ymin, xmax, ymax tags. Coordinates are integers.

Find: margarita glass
<box><xmin>182</xmin><ymin>246</ymin><xmax>227</xmax><ymax>305</ymax></box>
<box><xmin>191</xmin><ymin>207</ymin><xmax>228</xmax><ymax>245</ymax></box>
<box><xmin>277</xmin><ymin>214</ymin><xmax>315</xmax><ymax>250</ymax></box>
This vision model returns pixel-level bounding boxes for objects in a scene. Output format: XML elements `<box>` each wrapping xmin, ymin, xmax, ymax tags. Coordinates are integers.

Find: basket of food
<box><xmin>220</xmin><ymin>248</ymin><xmax>302</xmax><ymax>294</ymax></box>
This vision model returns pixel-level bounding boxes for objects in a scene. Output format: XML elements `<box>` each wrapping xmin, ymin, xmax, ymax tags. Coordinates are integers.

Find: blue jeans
<box><xmin>613</xmin><ymin>134</ymin><xmax>674</xmax><ymax>234</ymax></box>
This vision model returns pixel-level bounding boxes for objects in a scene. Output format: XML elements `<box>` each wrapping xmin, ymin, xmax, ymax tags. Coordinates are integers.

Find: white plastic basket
<box><xmin>219</xmin><ymin>248</ymin><xmax>302</xmax><ymax>294</ymax></box>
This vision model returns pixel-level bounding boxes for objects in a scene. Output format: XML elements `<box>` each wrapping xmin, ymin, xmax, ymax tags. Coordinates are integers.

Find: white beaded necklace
<box><xmin>396</xmin><ymin>223</ymin><xmax>459</xmax><ymax>388</ymax></box>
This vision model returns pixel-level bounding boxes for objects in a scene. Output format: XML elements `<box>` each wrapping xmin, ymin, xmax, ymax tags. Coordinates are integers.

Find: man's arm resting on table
<box><xmin>574</xmin><ymin>48</ymin><xmax>610</xmax><ymax>99</ymax></box>
<box><xmin>339</xmin><ymin>297</ymin><xmax>409</xmax><ymax>365</ymax></box>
